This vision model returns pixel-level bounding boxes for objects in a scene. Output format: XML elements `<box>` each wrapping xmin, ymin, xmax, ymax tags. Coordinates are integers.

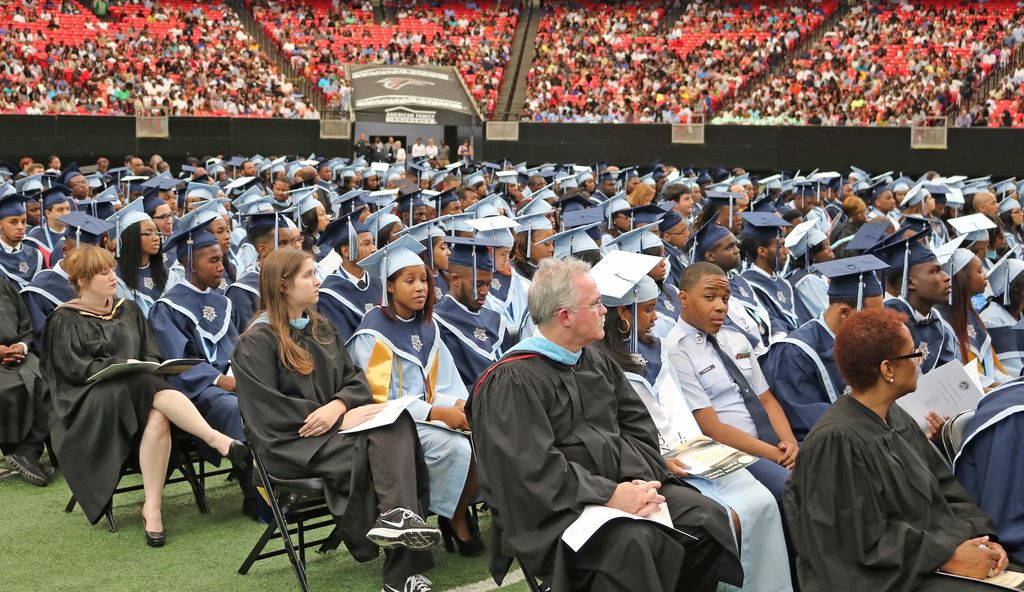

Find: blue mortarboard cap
<box><xmin>319</xmin><ymin>207</ymin><xmax>369</xmax><ymax>261</ymax></box>
<box><xmin>987</xmin><ymin>251</ymin><xmax>1024</xmax><ymax>305</ymax></box>
<box><xmin>357</xmin><ymin>234</ymin><xmax>426</xmax><ymax>306</ymax></box>
<box><xmin>446</xmin><ymin>235</ymin><xmax>498</xmax><ymax>272</ymax></box>
<box><xmin>948</xmin><ymin>213</ymin><xmax>996</xmax><ymax>244</ymax></box>
<box><xmin>161</xmin><ymin>217</ymin><xmax>219</xmax><ymax>266</ymax></box>
<box><xmin>518</xmin><ymin>196</ymin><xmax>554</xmax><ymax>217</ymax></box>
<box><xmin>814</xmin><ymin>254</ymin><xmax>887</xmax><ymax>309</ymax></box>
<box><xmin>846</xmin><ymin>222</ymin><xmax>892</xmax><ymax>251</ymax></box>
<box><xmin>624</xmin><ymin>204</ymin><xmax>665</xmax><ymax>227</ymax></box>
<box><xmin>59</xmin><ymin>211</ymin><xmax>113</xmax><ymax>245</ymax></box>
<box><xmin>892</xmin><ymin>214</ymin><xmax>930</xmax><ymax>236</ymax></box>
<box><xmin>463</xmin><ymin>172</ymin><xmax>485</xmax><ymax>188</ymax></box>
<box><xmin>178</xmin><ymin>198</ymin><xmax>229</xmax><ymax>231</ymax></box>
<box><xmin>598</xmin><ymin>191</ymin><xmax>631</xmax><ymax>222</ymax></box>
<box><xmin>995</xmin><ymin>178</ymin><xmax>1018</xmax><ymax>197</ymax></box>
<box><xmin>605</xmin><ymin>222</ymin><xmax>663</xmax><ymax>254</ymax></box>
<box><xmin>40</xmin><ymin>185</ymin><xmax>72</xmax><ymax>210</ymax></box>
<box><xmin>106</xmin><ymin>197</ymin><xmax>151</xmax><ymax>254</ymax></box>
<box><xmin>364</xmin><ymin>204</ymin><xmax>402</xmax><ymax>246</ymax></box>
<box><xmin>740</xmin><ymin>211</ymin><xmax>791</xmax><ymax>240</ymax></box>
<box><xmin>142</xmin><ymin>189</ymin><xmax>166</xmax><ymax>216</ymax></box>
<box><xmin>514</xmin><ymin>211</ymin><xmax>554</xmax><ymax>259</ymax></box>
<box><xmin>536</xmin><ymin>223</ymin><xmax>602</xmax><ymax>260</ymax></box>
<box><xmin>657</xmin><ymin>209</ymin><xmax>683</xmax><ymax>234</ymax></box>
<box><xmin>999</xmin><ymin>196</ymin><xmax>1021</xmax><ymax>216</ymax></box>
<box><xmin>562</xmin><ymin>207</ymin><xmax>606</xmax><ymax>229</ymax></box>
<box><xmin>0</xmin><ymin>193</ymin><xmax>29</xmax><ymax>218</ymax></box>
<box><xmin>15</xmin><ymin>175</ymin><xmax>44</xmax><ymax>195</ymax></box>
<box><xmin>684</xmin><ymin>219</ymin><xmax>733</xmax><ymax>263</ymax></box>
<box><xmin>0</xmin><ymin>183</ymin><xmax>14</xmax><ymax>198</ymax></box>
<box><xmin>867</xmin><ymin>228</ymin><xmax>935</xmax><ymax>298</ymax></box>
<box><xmin>185</xmin><ymin>182</ymin><xmax>220</xmax><ymax>201</ymax></box>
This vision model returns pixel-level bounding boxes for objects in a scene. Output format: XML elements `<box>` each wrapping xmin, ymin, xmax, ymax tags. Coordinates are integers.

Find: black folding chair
<box><xmin>520</xmin><ymin>561</ymin><xmax>551</xmax><ymax>592</ymax></box>
<box><xmin>940</xmin><ymin>409</ymin><xmax>976</xmax><ymax>465</ymax></box>
<box><xmin>64</xmin><ymin>430</ymin><xmax>209</xmax><ymax>532</ymax></box>
<box><xmin>237</xmin><ymin>442</ymin><xmax>338</xmax><ymax>592</ymax></box>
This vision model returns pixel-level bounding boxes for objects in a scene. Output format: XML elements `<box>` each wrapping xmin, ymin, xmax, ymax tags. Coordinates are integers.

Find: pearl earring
<box><xmin>888</xmin><ymin>377</ymin><xmax>895</xmax><ymax>384</ymax></box>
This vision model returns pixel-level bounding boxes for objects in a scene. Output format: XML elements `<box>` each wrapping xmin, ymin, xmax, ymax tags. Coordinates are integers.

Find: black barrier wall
<box><xmin>0</xmin><ymin>116</ymin><xmax>352</xmax><ymax>166</ymax></box>
<box><xmin>0</xmin><ymin>116</ymin><xmax>1018</xmax><ymax>177</ymax></box>
<box><xmin>484</xmin><ymin>124</ymin><xmax>1022</xmax><ymax>177</ymax></box>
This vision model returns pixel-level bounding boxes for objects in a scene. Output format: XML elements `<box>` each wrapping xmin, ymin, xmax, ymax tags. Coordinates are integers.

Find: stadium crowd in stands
<box><xmin>0</xmin><ymin>0</ymin><xmax>317</xmax><ymax>118</ymax></box>
<box><xmin>718</xmin><ymin>0</ymin><xmax>1024</xmax><ymax>126</ymax></box>
<box><xmin>250</xmin><ymin>0</ymin><xmax>517</xmax><ymax>116</ymax></box>
<box><xmin>520</xmin><ymin>0</ymin><xmax>835</xmax><ymax>123</ymax></box>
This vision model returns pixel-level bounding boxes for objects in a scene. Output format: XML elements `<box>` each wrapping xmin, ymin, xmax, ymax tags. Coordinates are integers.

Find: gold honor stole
<box><xmin>365</xmin><ymin>337</ymin><xmax>440</xmax><ymax>404</ymax></box>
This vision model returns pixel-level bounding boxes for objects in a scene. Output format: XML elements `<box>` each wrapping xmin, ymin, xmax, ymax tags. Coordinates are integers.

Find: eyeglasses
<box><xmin>888</xmin><ymin>348</ymin><xmax>924</xmax><ymax>361</ymax></box>
<box><xmin>151</xmin><ymin>213</ymin><xmax>174</xmax><ymax>221</ymax></box>
<box><xmin>563</xmin><ymin>301</ymin><xmax>605</xmax><ymax>314</ymax></box>
<box><xmin>140</xmin><ymin>231</ymin><xmax>163</xmax><ymax>239</ymax></box>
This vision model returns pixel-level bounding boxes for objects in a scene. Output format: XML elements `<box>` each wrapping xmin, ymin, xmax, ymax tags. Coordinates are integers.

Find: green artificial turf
<box><xmin>0</xmin><ymin>463</ymin><xmax>530</xmax><ymax>592</ymax></box>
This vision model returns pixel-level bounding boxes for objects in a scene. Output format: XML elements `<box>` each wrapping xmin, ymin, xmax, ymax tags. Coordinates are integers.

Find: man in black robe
<box><xmin>469</xmin><ymin>257</ymin><xmax>742</xmax><ymax>592</ymax></box>
<box><xmin>0</xmin><ymin>277</ymin><xmax>49</xmax><ymax>485</ymax></box>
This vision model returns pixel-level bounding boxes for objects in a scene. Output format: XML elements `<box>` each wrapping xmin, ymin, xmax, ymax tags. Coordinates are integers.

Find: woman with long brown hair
<box><xmin>231</xmin><ymin>248</ymin><xmax>439</xmax><ymax>592</ymax></box>
<box><xmin>44</xmin><ymin>246</ymin><xmax>248</xmax><ymax>547</ymax></box>
<box><xmin>937</xmin><ymin>248</ymin><xmax>1009</xmax><ymax>386</ymax></box>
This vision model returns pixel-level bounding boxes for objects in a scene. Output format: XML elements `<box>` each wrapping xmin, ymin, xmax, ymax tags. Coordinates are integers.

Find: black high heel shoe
<box><xmin>139</xmin><ymin>507</ymin><xmax>165</xmax><ymax>548</ymax></box>
<box><xmin>437</xmin><ymin>514</ymin><xmax>484</xmax><ymax>557</ymax></box>
<box><xmin>227</xmin><ymin>440</ymin><xmax>250</xmax><ymax>469</ymax></box>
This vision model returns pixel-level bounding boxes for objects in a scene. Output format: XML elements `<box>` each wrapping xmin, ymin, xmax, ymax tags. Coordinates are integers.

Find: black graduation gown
<box><xmin>784</xmin><ymin>396</ymin><xmax>999</xmax><ymax>592</ymax></box>
<box><xmin>469</xmin><ymin>347</ymin><xmax>743</xmax><ymax>592</ymax></box>
<box><xmin>43</xmin><ymin>299</ymin><xmax>164</xmax><ymax>523</ymax></box>
<box><xmin>0</xmin><ymin>278</ymin><xmax>46</xmax><ymax>455</ymax></box>
<box><xmin>231</xmin><ymin>319</ymin><xmax>433</xmax><ymax>574</ymax></box>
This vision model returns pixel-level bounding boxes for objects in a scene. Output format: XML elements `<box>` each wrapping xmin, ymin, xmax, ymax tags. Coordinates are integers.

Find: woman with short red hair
<box><xmin>784</xmin><ymin>308</ymin><xmax>1018</xmax><ymax>591</ymax></box>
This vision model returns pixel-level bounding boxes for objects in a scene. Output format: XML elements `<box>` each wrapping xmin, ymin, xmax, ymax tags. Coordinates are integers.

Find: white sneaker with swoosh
<box><xmin>367</xmin><ymin>507</ymin><xmax>441</xmax><ymax>549</ymax></box>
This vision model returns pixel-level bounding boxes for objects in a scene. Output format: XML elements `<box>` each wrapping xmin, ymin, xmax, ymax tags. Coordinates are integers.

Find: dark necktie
<box><xmin>356</xmin><ymin>277</ymin><xmax>367</xmax><ymax>289</ymax></box>
<box><xmin>707</xmin><ymin>334</ymin><xmax>779</xmax><ymax>445</ymax></box>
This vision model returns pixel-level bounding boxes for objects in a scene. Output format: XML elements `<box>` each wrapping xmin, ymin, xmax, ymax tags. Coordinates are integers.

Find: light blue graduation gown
<box><xmin>625</xmin><ymin>337</ymin><xmax>792</xmax><ymax>592</ymax></box>
<box><xmin>347</xmin><ymin>308</ymin><xmax>472</xmax><ymax>518</ymax></box>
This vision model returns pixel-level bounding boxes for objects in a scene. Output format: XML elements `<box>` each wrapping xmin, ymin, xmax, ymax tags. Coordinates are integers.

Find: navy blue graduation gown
<box><xmin>434</xmin><ymin>272</ymin><xmax>450</xmax><ymax>304</ymax></box>
<box><xmin>663</xmin><ymin>241</ymin><xmax>688</xmax><ymax>292</ymax></box>
<box><xmin>115</xmin><ymin>264</ymin><xmax>164</xmax><ymax>317</ymax></box>
<box><xmin>225</xmin><ymin>268</ymin><xmax>260</xmax><ymax>334</ymax></box>
<box><xmin>0</xmin><ymin>244</ymin><xmax>44</xmax><ymax>290</ymax></box>
<box><xmin>981</xmin><ymin>301</ymin><xmax>1024</xmax><ymax>377</ymax></box>
<box><xmin>488</xmin><ymin>269</ymin><xmax>511</xmax><ymax>305</ymax></box>
<box><xmin>953</xmin><ymin>383</ymin><xmax>1024</xmax><ymax>563</ymax></box>
<box><xmin>20</xmin><ymin>265</ymin><xmax>75</xmax><ymax>354</ymax></box>
<box><xmin>149</xmin><ymin>283</ymin><xmax>244</xmax><ymax>452</ymax></box>
<box><xmin>24</xmin><ymin>225</ymin><xmax>64</xmax><ymax>266</ymax></box>
<box><xmin>434</xmin><ymin>295</ymin><xmax>512</xmax><ymax>391</ymax></box>
<box><xmin>317</xmin><ymin>269</ymin><xmax>382</xmax><ymax>343</ymax></box>
<box><xmin>728</xmin><ymin>273</ymin><xmax>771</xmax><ymax>343</ymax></box>
<box><xmin>762</xmin><ymin>318</ymin><xmax>846</xmax><ymax>441</ymax></box>
<box><xmin>741</xmin><ymin>267</ymin><xmax>799</xmax><ymax>336</ymax></box>
<box><xmin>884</xmin><ymin>298</ymin><xmax>957</xmax><ymax>373</ymax></box>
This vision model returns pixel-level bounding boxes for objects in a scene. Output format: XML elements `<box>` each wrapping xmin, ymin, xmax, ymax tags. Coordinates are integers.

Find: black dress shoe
<box><xmin>139</xmin><ymin>508</ymin><xmax>165</xmax><ymax>548</ymax></box>
<box><xmin>227</xmin><ymin>440</ymin><xmax>250</xmax><ymax>469</ymax></box>
<box><xmin>6</xmin><ymin>454</ymin><xmax>49</xmax><ymax>487</ymax></box>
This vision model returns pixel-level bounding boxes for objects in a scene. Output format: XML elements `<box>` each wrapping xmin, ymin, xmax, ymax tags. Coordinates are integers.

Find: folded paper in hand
<box><xmin>339</xmin><ymin>397</ymin><xmax>416</xmax><ymax>434</ymax></box>
<box><xmin>561</xmin><ymin>503</ymin><xmax>694</xmax><ymax>552</ymax></box>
